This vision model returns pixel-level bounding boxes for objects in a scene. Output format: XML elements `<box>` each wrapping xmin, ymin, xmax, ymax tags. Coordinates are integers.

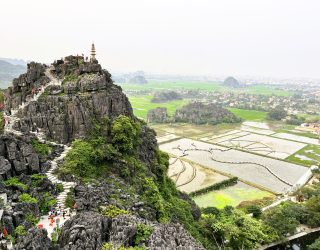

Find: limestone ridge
<box><xmin>1</xmin><ymin>55</ymin><xmax>205</xmax><ymax>249</ymax></box>
<box><xmin>5</xmin><ymin>56</ymin><xmax>133</xmax><ymax>144</ymax></box>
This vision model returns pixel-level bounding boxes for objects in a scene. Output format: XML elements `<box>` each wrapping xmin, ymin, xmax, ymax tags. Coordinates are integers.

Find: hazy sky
<box><xmin>1</xmin><ymin>0</ymin><xmax>320</xmax><ymax>78</ymax></box>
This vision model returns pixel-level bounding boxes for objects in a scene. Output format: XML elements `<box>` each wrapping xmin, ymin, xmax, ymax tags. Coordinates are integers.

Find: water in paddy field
<box><xmin>267</xmin><ymin>231</ymin><xmax>320</xmax><ymax>250</ymax></box>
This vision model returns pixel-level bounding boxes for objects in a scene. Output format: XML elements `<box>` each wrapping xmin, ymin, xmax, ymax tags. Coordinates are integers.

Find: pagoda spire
<box><xmin>90</xmin><ymin>42</ymin><xmax>96</xmax><ymax>61</ymax></box>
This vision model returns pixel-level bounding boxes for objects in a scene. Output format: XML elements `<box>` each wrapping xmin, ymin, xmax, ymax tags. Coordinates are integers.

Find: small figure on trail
<box><xmin>31</xmin><ymin>87</ymin><xmax>37</xmax><ymax>96</ymax></box>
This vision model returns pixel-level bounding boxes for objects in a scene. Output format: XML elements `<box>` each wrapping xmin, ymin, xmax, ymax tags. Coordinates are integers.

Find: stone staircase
<box><xmin>4</xmin><ymin>67</ymin><xmax>75</xmax><ymax>211</ymax></box>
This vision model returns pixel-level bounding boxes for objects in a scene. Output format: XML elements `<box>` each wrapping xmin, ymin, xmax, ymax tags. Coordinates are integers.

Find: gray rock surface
<box><xmin>223</xmin><ymin>76</ymin><xmax>244</xmax><ymax>88</ymax></box>
<box><xmin>58</xmin><ymin>212</ymin><xmax>204</xmax><ymax>250</ymax></box>
<box><xmin>147</xmin><ymin>107</ymin><xmax>169</xmax><ymax>123</ymax></box>
<box><xmin>5</xmin><ymin>62</ymin><xmax>49</xmax><ymax>110</ymax></box>
<box><xmin>14</xmin><ymin>228</ymin><xmax>52</xmax><ymax>250</ymax></box>
<box><xmin>9</xmin><ymin>57</ymin><xmax>134</xmax><ymax>144</ymax></box>
<box><xmin>58</xmin><ymin>211</ymin><xmax>110</xmax><ymax>250</ymax></box>
<box><xmin>0</xmin><ymin>134</ymin><xmax>40</xmax><ymax>179</ymax></box>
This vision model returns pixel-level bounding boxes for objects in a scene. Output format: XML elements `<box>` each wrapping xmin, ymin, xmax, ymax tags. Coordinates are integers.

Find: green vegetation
<box><xmin>128</xmin><ymin>95</ymin><xmax>187</xmax><ymax>119</ymax></box>
<box><xmin>60</xmin><ymin>115</ymin><xmax>213</xmax><ymax>248</ymax></box>
<box><xmin>31</xmin><ymin>139</ymin><xmax>52</xmax><ymax>157</ymax></box>
<box><xmin>308</xmin><ymin>237</ymin><xmax>320</xmax><ymax>250</ymax></box>
<box><xmin>120</xmin><ymin>81</ymin><xmax>293</xmax><ymax>96</ymax></box>
<box><xmin>65</xmin><ymin>191</ymin><xmax>75</xmax><ymax>208</ymax></box>
<box><xmin>56</xmin><ymin>183</ymin><xmax>64</xmax><ymax>193</ymax></box>
<box><xmin>14</xmin><ymin>225</ymin><xmax>26</xmax><ymax>237</ymax></box>
<box><xmin>40</xmin><ymin>192</ymin><xmax>57</xmax><ymax>214</ymax></box>
<box><xmin>25</xmin><ymin>213</ymin><xmax>40</xmax><ymax>225</ymax></box>
<box><xmin>227</xmin><ymin>108</ymin><xmax>267</xmax><ymax>121</ymax></box>
<box><xmin>267</xmin><ymin>108</ymin><xmax>287</xmax><ymax>121</ymax></box>
<box><xmin>193</xmin><ymin>183</ymin><xmax>273</xmax><ymax>209</ymax></box>
<box><xmin>237</xmin><ymin>196</ymin><xmax>275</xmax><ymax>211</ymax></box>
<box><xmin>134</xmin><ymin>224</ymin><xmax>153</xmax><ymax>245</ymax></box>
<box><xmin>31</xmin><ymin>174</ymin><xmax>47</xmax><ymax>187</ymax></box>
<box><xmin>101</xmin><ymin>205</ymin><xmax>129</xmax><ymax>218</ymax></box>
<box><xmin>51</xmin><ymin>227</ymin><xmax>62</xmax><ymax>244</ymax></box>
<box><xmin>200</xmin><ymin>206</ymin><xmax>278</xmax><ymax>249</ymax></box>
<box><xmin>111</xmin><ymin>115</ymin><xmax>141</xmax><ymax>152</ymax></box>
<box><xmin>286</xmin><ymin>144</ymin><xmax>320</xmax><ymax>166</ymax></box>
<box><xmin>189</xmin><ymin>177</ymin><xmax>238</xmax><ymax>197</ymax></box>
<box><xmin>62</xmin><ymin>73</ymin><xmax>80</xmax><ymax>85</ymax></box>
<box><xmin>18</xmin><ymin>193</ymin><xmax>38</xmax><ymax>204</ymax></box>
<box><xmin>4</xmin><ymin>177</ymin><xmax>28</xmax><ymax>190</ymax></box>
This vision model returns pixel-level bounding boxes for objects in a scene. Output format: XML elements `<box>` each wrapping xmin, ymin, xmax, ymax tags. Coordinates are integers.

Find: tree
<box><xmin>62</xmin><ymin>140</ymin><xmax>96</xmax><ymax>178</ymax></box>
<box><xmin>111</xmin><ymin>115</ymin><xmax>140</xmax><ymax>152</ymax></box>
<box><xmin>308</xmin><ymin>237</ymin><xmax>320</xmax><ymax>250</ymax></box>
<box><xmin>267</xmin><ymin>108</ymin><xmax>287</xmax><ymax>120</ymax></box>
<box><xmin>201</xmin><ymin>207</ymin><xmax>278</xmax><ymax>249</ymax></box>
<box><xmin>262</xmin><ymin>204</ymin><xmax>300</xmax><ymax>236</ymax></box>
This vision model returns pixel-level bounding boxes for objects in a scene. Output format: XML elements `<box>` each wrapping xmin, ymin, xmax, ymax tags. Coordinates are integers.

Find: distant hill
<box><xmin>113</xmin><ymin>71</ymin><xmax>148</xmax><ymax>84</ymax></box>
<box><xmin>223</xmin><ymin>76</ymin><xmax>244</xmax><ymax>88</ymax></box>
<box><xmin>0</xmin><ymin>57</ymin><xmax>29</xmax><ymax>66</ymax></box>
<box><xmin>174</xmin><ymin>102</ymin><xmax>242</xmax><ymax>125</ymax></box>
<box><xmin>151</xmin><ymin>91</ymin><xmax>182</xmax><ymax>103</ymax></box>
<box><xmin>128</xmin><ymin>75</ymin><xmax>148</xmax><ymax>84</ymax></box>
<box><xmin>0</xmin><ymin>60</ymin><xmax>26</xmax><ymax>88</ymax></box>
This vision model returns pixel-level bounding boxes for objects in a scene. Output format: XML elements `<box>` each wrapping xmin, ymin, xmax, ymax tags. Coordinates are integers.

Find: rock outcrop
<box><xmin>147</xmin><ymin>107</ymin><xmax>169</xmax><ymax>123</ymax></box>
<box><xmin>151</xmin><ymin>91</ymin><xmax>182</xmax><ymax>103</ymax></box>
<box><xmin>128</xmin><ymin>75</ymin><xmax>147</xmax><ymax>84</ymax></box>
<box><xmin>58</xmin><ymin>212</ymin><xmax>204</xmax><ymax>250</ymax></box>
<box><xmin>223</xmin><ymin>76</ymin><xmax>244</xmax><ymax>88</ymax></box>
<box><xmin>174</xmin><ymin>102</ymin><xmax>241</xmax><ymax>125</ymax></box>
<box><xmin>14</xmin><ymin>228</ymin><xmax>52</xmax><ymax>250</ymax></box>
<box><xmin>0</xmin><ymin>134</ymin><xmax>40</xmax><ymax>179</ymax></box>
<box><xmin>58</xmin><ymin>212</ymin><xmax>110</xmax><ymax>250</ymax></box>
<box><xmin>5</xmin><ymin>62</ymin><xmax>49</xmax><ymax>110</ymax></box>
<box><xmin>7</xmin><ymin>56</ymin><xmax>133</xmax><ymax>144</ymax></box>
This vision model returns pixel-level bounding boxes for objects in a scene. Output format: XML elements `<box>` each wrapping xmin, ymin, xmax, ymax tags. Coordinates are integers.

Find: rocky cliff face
<box><xmin>5</xmin><ymin>62</ymin><xmax>49</xmax><ymax>110</ymax></box>
<box><xmin>56</xmin><ymin>212</ymin><xmax>204</xmax><ymax>250</ymax></box>
<box><xmin>147</xmin><ymin>107</ymin><xmax>169</xmax><ymax>123</ymax></box>
<box><xmin>7</xmin><ymin>56</ymin><xmax>133</xmax><ymax>144</ymax></box>
<box><xmin>0</xmin><ymin>134</ymin><xmax>58</xmax><ymax>180</ymax></box>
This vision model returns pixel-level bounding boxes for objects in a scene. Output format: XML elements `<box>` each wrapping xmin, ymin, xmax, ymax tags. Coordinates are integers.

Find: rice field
<box><xmin>193</xmin><ymin>182</ymin><xmax>274</xmax><ymax>208</ymax></box>
<box><xmin>160</xmin><ymin>138</ymin><xmax>309</xmax><ymax>193</ymax></box>
<box><xmin>273</xmin><ymin>132</ymin><xmax>320</xmax><ymax>145</ymax></box>
<box><xmin>199</xmin><ymin>127</ymin><xmax>306</xmax><ymax>159</ymax></box>
<box><xmin>168</xmin><ymin>158</ymin><xmax>229</xmax><ymax>193</ymax></box>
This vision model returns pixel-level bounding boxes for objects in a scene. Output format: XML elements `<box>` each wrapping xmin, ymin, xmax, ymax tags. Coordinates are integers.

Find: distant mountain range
<box><xmin>0</xmin><ymin>59</ymin><xmax>27</xmax><ymax>88</ymax></box>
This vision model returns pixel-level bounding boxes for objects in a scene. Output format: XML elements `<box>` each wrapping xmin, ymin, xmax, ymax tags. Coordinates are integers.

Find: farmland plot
<box><xmin>168</xmin><ymin>158</ymin><xmax>229</xmax><ymax>193</ymax></box>
<box><xmin>193</xmin><ymin>182</ymin><xmax>273</xmax><ymax>208</ymax></box>
<box><xmin>217</xmin><ymin>133</ymin><xmax>306</xmax><ymax>159</ymax></box>
<box><xmin>160</xmin><ymin>138</ymin><xmax>309</xmax><ymax>193</ymax></box>
<box><xmin>273</xmin><ymin>133</ymin><xmax>320</xmax><ymax>145</ymax></box>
